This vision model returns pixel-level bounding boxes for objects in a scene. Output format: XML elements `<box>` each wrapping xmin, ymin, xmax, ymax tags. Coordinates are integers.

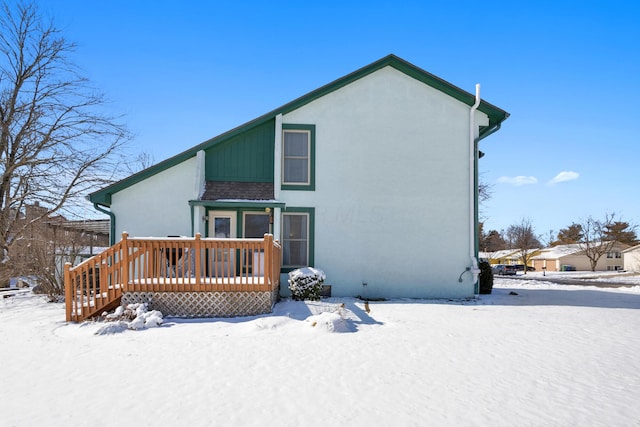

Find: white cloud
<box><xmin>548</xmin><ymin>171</ymin><xmax>579</xmax><ymax>185</ymax></box>
<box><xmin>497</xmin><ymin>176</ymin><xmax>538</xmax><ymax>186</ymax></box>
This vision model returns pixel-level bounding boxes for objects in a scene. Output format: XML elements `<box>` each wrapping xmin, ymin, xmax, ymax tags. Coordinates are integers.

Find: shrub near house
<box><xmin>288</xmin><ymin>267</ymin><xmax>326</xmax><ymax>301</ymax></box>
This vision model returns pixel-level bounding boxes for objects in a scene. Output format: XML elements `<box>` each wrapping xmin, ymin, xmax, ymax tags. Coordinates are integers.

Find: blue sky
<box><xmin>41</xmin><ymin>0</ymin><xmax>640</xmax><ymax>237</ymax></box>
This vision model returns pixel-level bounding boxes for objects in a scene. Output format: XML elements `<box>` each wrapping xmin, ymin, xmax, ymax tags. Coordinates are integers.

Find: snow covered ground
<box><xmin>1</xmin><ymin>277</ymin><xmax>639</xmax><ymax>426</ymax></box>
<box><xmin>512</xmin><ymin>269</ymin><xmax>640</xmax><ymax>281</ymax></box>
<box><xmin>503</xmin><ymin>270</ymin><xmax>640</xmax><ymax>287</ymax></box>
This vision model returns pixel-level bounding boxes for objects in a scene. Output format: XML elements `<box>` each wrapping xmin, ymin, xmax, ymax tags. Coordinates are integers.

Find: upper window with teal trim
<box><xmin>282</xmin><ymin>124</ymin><xmax>315</xmax><ymax>191</ymax></box>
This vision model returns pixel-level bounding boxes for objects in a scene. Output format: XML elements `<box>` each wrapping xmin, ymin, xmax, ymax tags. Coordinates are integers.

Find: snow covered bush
<box><xmin>95</xmin><ymin>303</ymin><xmax>163</xmax><ymax>335</ymax></box>
<box><xmin>288</xmin><ymin>267</ymin><xmax>325</xmax><ymax>301</ymax></box>
<box><xmin>306</xmin><ymin>311</ymin><xmax>352</xmax><ymax>333</ymax></box>
<box><xmin>478</xmin><ymin>260</ymin><xmax>494</xmax><ymax>294</ymax></box>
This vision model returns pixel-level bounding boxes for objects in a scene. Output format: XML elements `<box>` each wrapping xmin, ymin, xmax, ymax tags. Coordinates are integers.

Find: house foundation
<box><xmin>122</xmin><ymin>290</ymin><xmax>279</xmax><ymax>318</ymax></box>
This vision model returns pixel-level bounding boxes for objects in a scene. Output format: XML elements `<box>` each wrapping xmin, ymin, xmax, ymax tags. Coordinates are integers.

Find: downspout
<box><xmin>469</xmin><ymin>84</ymin><xmax>482</xmax><ymax>290</ymax></box>
<box><xmin>93</xmin><ymin>203</ymin><xmax>116</xmax><ymax>246</ymax></box>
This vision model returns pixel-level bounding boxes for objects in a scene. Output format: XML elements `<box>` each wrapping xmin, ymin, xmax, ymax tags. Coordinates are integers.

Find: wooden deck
<box><xmin>64</xmin><ymin>233</ymin><xmax>282</xmax><ymax>322</ymax></box>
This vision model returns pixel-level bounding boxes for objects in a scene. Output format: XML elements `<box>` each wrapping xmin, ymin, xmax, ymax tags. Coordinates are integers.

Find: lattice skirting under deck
<box><xmin>122</xmin><ymin>290</ymin><xmax>279</xmax><ymax>318</ymax></box>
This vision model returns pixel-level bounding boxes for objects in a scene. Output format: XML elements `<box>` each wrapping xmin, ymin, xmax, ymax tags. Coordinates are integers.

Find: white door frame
<box><xmin>207</xmin><ymin>210</ymin><xmax>237</xmax><ymax>276</ymax></box>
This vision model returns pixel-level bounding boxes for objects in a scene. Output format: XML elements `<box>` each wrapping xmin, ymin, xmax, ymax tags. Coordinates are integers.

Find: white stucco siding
<box><xmin>111</xmin><ymin>157</ymin><xmax>198</xmax><ymax>238</ymax></box>
<box><xmin>281</xmin><ymin>66</ymin><xmax>484</xmax><ymax>298</ymax></box>
<box><xmin>624</xmin><ymin>247</ymin><xmax>640</xmax><ymax>272</ymax></box>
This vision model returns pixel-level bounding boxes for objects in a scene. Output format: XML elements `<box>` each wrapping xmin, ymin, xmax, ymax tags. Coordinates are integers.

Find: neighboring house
<box><xmin>50</xmin><ymin>219</ymin><xmax>110</xmax><ymax>247</ymax></box>
<box><xmin>55</xmin><ymin>245</ymin><xmax>109</xmax><ymax>285</ymax></box>
<box><xmin>531</xmin><ymin>243</ymin><xmax>630</xmax><ymax>272</ymax></box>
<box><xmin>481</xmin><ymin>249</ymin><xmax>520</xmax><ymax>265</ymax></box>
<box><xmin>481</xmin><ymin>249</ymin><xmax>539</xmax><ymax>267</ymax></box>
<box><xmin>622</xmin><ymin>245</ymin><xmax>640</xmax><ymax>272</ymax></box>
<box><xmin>9</xmin><ymin>203</ymin><xmax>109</xmax><ymax>279</ymax></box>
<box><xmin>88</xmin><ymin>54</ymin><xmax>509</xmax><ymax>299</ymax></box>
<box><xmin>49</xmin><ymin>219</ymin><xmax>110</xmax><ymax>284</ymax></box>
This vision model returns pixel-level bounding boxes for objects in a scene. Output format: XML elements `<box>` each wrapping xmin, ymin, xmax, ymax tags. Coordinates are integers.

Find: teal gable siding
<box><xmin>205</xmin><ymin>119</ymin><xmax>275</xmax><ymax>182</ymax></box>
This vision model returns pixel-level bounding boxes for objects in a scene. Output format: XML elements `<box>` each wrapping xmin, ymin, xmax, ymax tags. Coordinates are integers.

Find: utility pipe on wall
<box><xmin>468</xmin><ymin>84</ymin><xmax>481</xmax><ymax>288</ymax></box>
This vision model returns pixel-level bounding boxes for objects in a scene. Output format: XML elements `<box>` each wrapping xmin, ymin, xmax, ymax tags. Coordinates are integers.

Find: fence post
<box><xmin>195</xmin><ymin>233</ymin><xmax>202</xmax><ymax>290</ymax></box>
<box><xmin>121</xmin><ymin>232</ymin><xmax>129</xmax><ymax>290</ymax></box>
<box><xmin>64</xmin><ymin>262</ymin><xmax>73</xmax><ymax>322</ymax></box>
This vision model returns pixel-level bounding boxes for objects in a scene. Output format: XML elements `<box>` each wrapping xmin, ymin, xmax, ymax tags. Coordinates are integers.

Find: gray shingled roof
<box><xmin>201</xmin><ymin>181</ymin><xmax>274</xmax><ymax>201</ymax></box>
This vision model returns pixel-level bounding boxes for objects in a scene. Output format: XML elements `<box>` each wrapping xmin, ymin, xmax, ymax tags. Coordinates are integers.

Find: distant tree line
<box><xmin>479</xmin><ymin>214</ymin><xmax>638</xmax><ymax>272</ymax></box>
<box><xmin>480</xmin><ymin>216</ymin><xmax>638</xmax><ymax>252</ymax></box>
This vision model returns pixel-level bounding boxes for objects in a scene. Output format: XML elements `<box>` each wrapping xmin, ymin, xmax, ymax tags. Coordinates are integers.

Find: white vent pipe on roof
<box><xmin>468</xmin><ymin>84</ymin><xmax>482</xmax><ymax>288</ymax></box>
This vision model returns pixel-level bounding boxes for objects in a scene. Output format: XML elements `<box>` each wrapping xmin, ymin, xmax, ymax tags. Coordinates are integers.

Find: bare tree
<box><xmin>122</xmin><ymin>151</ymin><xmax>156</xmax><ymax>175</ymax></box>
<box><xmin>542</xmin><ymin>229</ymin><xmax>556</xmax><ymax>248</ymax></box>
<box><xmin>0</xmin><ymin>2</ymin><xmax>129</xmax><ymax>286</ymax></box>
<box><xmin>578</xmin><ymin>214</ymin><xmax>618</xmax><ymax>272</ymax></box>
<box><xmin>506</xmin><ymin>218</ymin><xmax>541</xmax><ymax>274</ymax></box>
<box><xmin>477</xmin><ymin>176</ymin><xmax>492</xmax><ymax>227</ymax></box>
<box><xmin>29</xmin><ymin>224</ymin><xmax>91</xmax><ymax>301</ymax></box>
<box><xmin>478</xmin><ymin>180</ymin><xmax>491</xmax><ymax>205</ymax></box>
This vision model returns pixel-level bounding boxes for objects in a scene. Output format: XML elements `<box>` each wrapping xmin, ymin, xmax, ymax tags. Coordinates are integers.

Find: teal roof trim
<box><xmin>277</xmin><ymin>54</ymin><xmax>509</xmax><ymax>134</ymax></box>
<box><xmin>90</xmin><ymin>54</ymin><xmax>509</xmax><ymax>206</ymax></box>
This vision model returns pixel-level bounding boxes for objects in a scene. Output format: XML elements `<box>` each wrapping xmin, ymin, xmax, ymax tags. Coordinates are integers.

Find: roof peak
<box><xmin>89</xmin><ymin>55</ymin><xmax>509</xmax><ymax>206</ymax></box>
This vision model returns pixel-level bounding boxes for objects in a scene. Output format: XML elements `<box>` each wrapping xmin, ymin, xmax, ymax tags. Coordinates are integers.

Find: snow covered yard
<box><xmin>1</xmin><ymin>279</ymin><xmax>639</xmax><ymax>427</ymax></box>
<box><xmin>513</xmin><ymin>269</ymin><xmax>640</xmax><ymax>283</ymax></box>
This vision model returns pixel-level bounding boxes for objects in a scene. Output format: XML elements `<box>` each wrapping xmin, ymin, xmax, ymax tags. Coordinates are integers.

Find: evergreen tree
<box><xmin>555</xmin><ymin>223</ymin><xmax>584</xmax><ymax>245</ymax></box>
<box><xmin>484</xmin><ymin>230</ymin><xmax>508</xmax><ymax>251</ymax></box>
<box><xmin>604</xmin><ymin>221</ymin><xmax>638</xmax><ymax>245</ymax></box>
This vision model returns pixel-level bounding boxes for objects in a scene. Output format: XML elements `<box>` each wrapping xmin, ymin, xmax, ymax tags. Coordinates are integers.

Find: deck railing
<box><xmin>65</xmin><ymin>233</ymin><xmax>282</xmax><ymax>322</ymax></box>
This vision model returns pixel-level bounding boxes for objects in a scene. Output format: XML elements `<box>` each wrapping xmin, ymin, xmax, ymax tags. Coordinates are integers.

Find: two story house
<box><xmin>88</xmin><ymin>54</ymin><xmax>509</xmax><ymax>299</ymax></box>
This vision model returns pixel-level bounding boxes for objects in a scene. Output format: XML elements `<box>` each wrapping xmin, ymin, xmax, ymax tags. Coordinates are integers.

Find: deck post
<box><xmin>64</xmin><ymin>262</ymin><xmax>72</xmax><ymax>322</ymax></box>
<box><xmin>195</xmin><ymin>233</ymin><xmax>202</xmax><ymax>291</ymax></box>
<box><xmin>264</xmin><ymin>234</ymin><xmax>273</xmax><ymax>290</ymax></box>
<box><xmin>101</xmin><ymin>259</ymin><xmax>109</xmax><ymax>299</ymax></box>
<box><xmin>121</xmin><ymin>232</ymin><xmax>129</xmax><ymax>290</ymax></box>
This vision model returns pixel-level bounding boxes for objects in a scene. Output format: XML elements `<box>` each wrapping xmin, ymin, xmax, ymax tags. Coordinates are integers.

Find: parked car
<box><xmin>514</xmin><ymin>264</ymin><xmax>535</xmax><ymax>272</ymax></box>
<box><xmin>492</xmin><ymin>264</ymin><xmax>518</xmax><ymax>276</ymax></box>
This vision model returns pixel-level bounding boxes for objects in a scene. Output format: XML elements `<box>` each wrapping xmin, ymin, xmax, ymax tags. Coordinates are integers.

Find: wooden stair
<box><xmin>65</xmin><ymin>239</ymin><xmax>126</xmax><ymax>322</ymax></box>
